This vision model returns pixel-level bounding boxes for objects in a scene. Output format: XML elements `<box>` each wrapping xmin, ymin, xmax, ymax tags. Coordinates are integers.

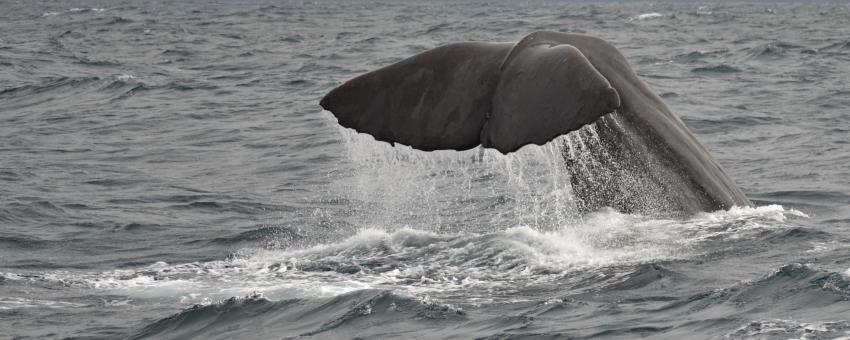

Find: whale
<box><xmin>320</xmin><ymin>31</ymin><xmax>750</xmax><ymax>214</ymax></box>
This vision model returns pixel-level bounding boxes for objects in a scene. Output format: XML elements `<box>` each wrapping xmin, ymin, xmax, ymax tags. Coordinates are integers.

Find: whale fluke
<box><xmin>320</xmin><ymin>41</ymin><xmax>620</xmax><ymax>153</ymax></box>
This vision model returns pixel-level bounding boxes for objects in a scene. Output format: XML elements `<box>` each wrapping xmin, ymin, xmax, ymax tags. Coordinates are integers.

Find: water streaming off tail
<box><xmin>336</xmin><ymin>114</ymin><xmax>677</xmax><ymax>234</ymax></box>
<box><xmin>337</xmin><ymin>127</ymin><xmax>581</xmax><ymax>234</ymax></box>
<box><xmin>562</xmin><ymin>115</ymin><xmax>681</xmax><ymax>215</ymax></box>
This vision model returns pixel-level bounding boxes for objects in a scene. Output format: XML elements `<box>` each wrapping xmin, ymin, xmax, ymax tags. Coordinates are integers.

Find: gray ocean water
<box><xmin>2</xmin><ymin>1</ymin><xmax>850</xmax><ymax>339</ymax></box>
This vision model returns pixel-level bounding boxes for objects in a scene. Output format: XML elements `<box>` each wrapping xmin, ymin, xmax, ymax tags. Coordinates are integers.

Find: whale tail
<box><xmin>320</xmin><ymin>31</ymin><xmax>751</xmax><ymax>211</ymax></box>
<box><xmin>320</xmin><ymin>41</ymin><xmax>620</xmax><ymax>154</ymax></box>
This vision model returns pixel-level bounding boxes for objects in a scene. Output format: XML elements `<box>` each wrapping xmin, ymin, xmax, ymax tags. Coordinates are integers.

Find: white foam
<box><xmin>16</xmin><ymin>204</ymin><xmax>804</xmax><ymax>307</ymax></box>
<box><xmin>727</xmin><ymin>319</ymin><xmax>850</xmax><ymax>339</ymax></box>
<box><xmin>696</xmin><ymin>204</ymin><xmax>808</xmax><ymax>221</ymax></box>
<box><xmin>0</xmin><ymin>297</ymin><xmax>87</xmax><ymax>310</ymax></box>
<box><xmin>1</xmin><ymin>272</ymin><xmax>23</xmax><ymax>280</ymax></box>
<box><xmin>696</xmin><ymin>6</ymin><xmax>714</xmax><ymax>15</ymax></box>
<box><xmin>116</xmin><ymin>74</ymin><xmax>136</xmax><ymax>81</ymax></box>
<box><xmin>70</xmin><ymin>8</ymin><xmax>106</xmax><ymax>13</ymax></box>
<box><xmin>631</xmin><ymin>12</ymin><xmax>664</xmax><ymax>21</ymax></box>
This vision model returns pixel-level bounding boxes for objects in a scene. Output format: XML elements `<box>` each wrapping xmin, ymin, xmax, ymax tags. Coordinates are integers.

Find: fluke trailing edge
<box><xmin>321</xmin><ymin>31</ymin><xmax>751</xmax><ymax>213</ymax></box>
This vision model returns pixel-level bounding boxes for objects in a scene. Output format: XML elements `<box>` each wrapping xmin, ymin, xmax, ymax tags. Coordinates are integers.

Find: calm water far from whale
<box><xmin>1</xmin><ymin>0</ymin><xmax>850</xmax><ymax>339</ymax></box>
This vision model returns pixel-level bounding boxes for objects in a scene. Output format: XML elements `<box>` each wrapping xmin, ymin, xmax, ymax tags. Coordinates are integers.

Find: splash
<box><xmin>6</xmin><ymin>204</ymin><xmax>806</xmax><ymax>307</ymax></box>
<box><xmin>4</xmin><ymin>124</ymin><xmax>807</xmax><ymax>309</ymax></box>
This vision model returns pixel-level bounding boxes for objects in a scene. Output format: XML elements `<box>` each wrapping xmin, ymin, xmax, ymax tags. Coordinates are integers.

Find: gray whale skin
<box><xmin>320</xmin><ymin>31</ymin><xmax>750</xmax><ymax>213</ymax></box>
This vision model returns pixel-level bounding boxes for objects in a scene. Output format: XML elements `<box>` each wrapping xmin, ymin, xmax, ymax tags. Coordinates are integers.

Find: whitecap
<box><xmin>0</xmin><ymin>297</ymin><xmax>87</xmax><ymax>310</ymax></box>
<box><xmin>631</xmin><ymin>12</ymin><xmax>664</xmax><ymax>21</ymax></box>
<box><xmin>116</xmin><ymin>74</ymin><xmax>136</xmax><ymax>81</ymax></box>
<box><xmin>727</xmin><ymin>319</ymin><xmax>850</xmax><ymax>339</ymax></box>
<box><xmin>69</xmin><ymin>8</ymin><xmax>106</xmax><ymax>13</ymax></box>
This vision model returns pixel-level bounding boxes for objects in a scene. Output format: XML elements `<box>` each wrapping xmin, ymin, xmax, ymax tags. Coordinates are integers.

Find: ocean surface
<box><xmin>1</xmin><ymin>1</ymin><xmax>850</xmax><ymax>339</ymax></box>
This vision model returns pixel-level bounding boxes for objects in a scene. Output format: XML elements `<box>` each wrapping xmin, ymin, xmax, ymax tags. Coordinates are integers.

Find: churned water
<box><xmin>1</xmin><ymin>1</ymin><xmax>850</xmax><ymax>339</ymax></box>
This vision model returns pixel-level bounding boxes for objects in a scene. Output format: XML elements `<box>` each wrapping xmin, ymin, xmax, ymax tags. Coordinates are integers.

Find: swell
<box><xmin>741</xmin><ymin>41</ymin><xmax>804</xmax><ymax>60</ymax></box>
<box><xmin>129</xmin><ymin>290</ymin><xmax>465</xmax><ymax>339</ymax></box>
<box><xmin>0</xmin><ymin>74</ymin><xmax>232</xmax><ymax>113</ymax></box>
<box><xmin>0</xmin><ymin>200</ymin><xmax>71</xmax><ymax>224</ymax></box>
<box><xmin>0</xmin><ymin>75</ymin><xmax>149</xmax><ymax>111</ymax></box>
<box><xmin>125</xmin><ymin>264</ymin><xmax>850</xmax><ymax>339</ymax></box>
<box><xmin>489</xmin><ymin>264</ymin><xmax>850</xmax><ymax>338</ymax></box>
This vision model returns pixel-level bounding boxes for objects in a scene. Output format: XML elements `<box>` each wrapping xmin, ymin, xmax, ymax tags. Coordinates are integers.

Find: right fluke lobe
<box><xmin>482</xmin><ymin>43</ymin><xmax>620</xmax><ymax>153</ymax></box>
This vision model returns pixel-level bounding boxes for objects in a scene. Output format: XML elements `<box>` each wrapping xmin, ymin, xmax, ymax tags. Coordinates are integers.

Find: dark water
<box><xmin>2</xmin><ymin>1</ymin><xmax>850</xmax><ymax>339</ymax></box>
